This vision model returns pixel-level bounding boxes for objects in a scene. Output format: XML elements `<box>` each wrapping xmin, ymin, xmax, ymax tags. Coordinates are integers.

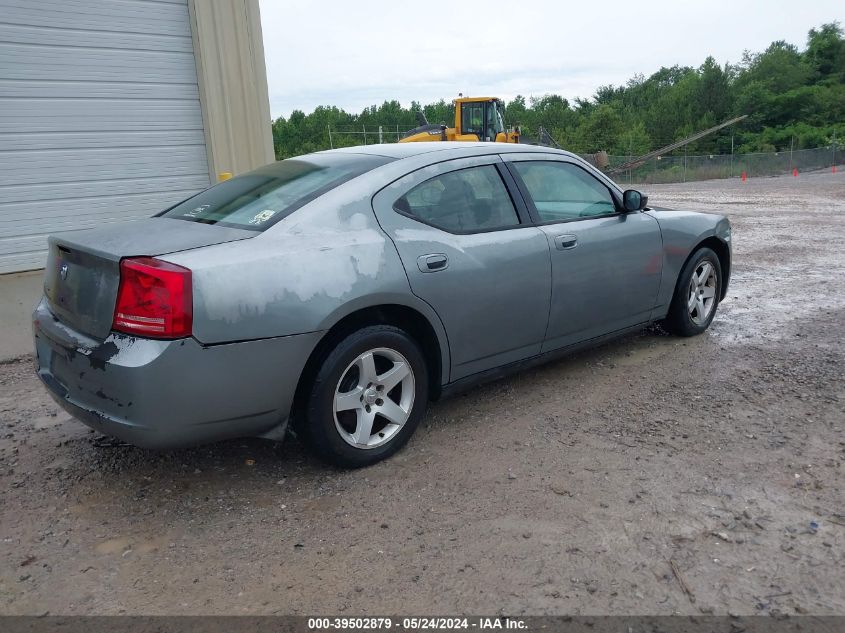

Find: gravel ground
<box><xmin>1</xmin><ymin>170</ymin><xmax>843</xmax><ymax>616</ymax></box>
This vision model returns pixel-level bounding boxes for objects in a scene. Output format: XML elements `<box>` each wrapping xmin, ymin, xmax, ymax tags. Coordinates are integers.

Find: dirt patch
<box><xmin>1</xmin><ymin>171</ymin><xmax>843</xmax><ymax>616</ymax></box>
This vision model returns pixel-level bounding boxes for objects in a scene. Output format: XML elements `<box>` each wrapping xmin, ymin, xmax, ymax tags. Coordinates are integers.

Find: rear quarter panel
<box><xmin>161</xmin><ymin>176</ymin><xmax>452</xmax><ymax>383</ymax></box>
<box><xmin>647</xmin><ymin>209</ymin><xmax>732</xmax><ymax>317</ymax></box>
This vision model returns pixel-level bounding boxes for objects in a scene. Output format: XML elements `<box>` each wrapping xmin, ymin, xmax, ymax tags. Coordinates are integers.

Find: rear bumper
<box><xmin>32</xmin><ymin>298</ymin><xmax>321</xmax><ymax>449</ymax></box>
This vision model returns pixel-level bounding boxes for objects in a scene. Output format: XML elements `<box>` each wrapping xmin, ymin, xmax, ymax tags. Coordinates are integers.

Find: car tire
<box><xmin>302</xmin><ymin>325</ymin><xmax>429</xmax><ymax>468</ymax></box>
<box><xmin>662</xmin><ymin>247</ymin><xmax>722</xmax><ymax>337</ymax></box>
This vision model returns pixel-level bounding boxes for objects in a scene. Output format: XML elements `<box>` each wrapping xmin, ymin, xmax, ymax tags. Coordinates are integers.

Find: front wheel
<box><xmin>662</xmin><ymin>247</ymin><xmax>722</xmax><ymax>336</ymax></box>
<box><xmin>302</xmin><ymin>325</ymin><xmax>429</xmax><ymax>468</ymax></box>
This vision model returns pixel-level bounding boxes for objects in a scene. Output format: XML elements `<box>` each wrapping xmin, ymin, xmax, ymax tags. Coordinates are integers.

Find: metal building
<box><xmin>0</xmin><ymin>0</ymin><xmax>274</xmax><ymax>274</ymax></box>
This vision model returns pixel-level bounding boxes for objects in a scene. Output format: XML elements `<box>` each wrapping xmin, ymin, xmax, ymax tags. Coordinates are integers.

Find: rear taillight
<box><xmin>112</xmin><ymin>257</ymin><xmax>192</xmax><ymax>339</ymax></box>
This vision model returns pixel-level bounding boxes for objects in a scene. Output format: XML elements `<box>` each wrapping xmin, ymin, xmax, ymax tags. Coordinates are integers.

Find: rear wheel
<box><xmin>662</xmin><ymin>247</ymin><xmax>722</xmax><ymax>336</ymax></box>
<box><xmin>302</xmin><ymin>325</ymin><xmax>428</xmax><ymax>467</ymax></box>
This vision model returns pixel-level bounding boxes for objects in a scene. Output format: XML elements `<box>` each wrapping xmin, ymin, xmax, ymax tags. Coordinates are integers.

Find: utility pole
<box><xmin>328</xmin><ymin>124</ymin><xmax>333</xmax><ymax>149</ymax></box>
<box><xmin>730</xmin><ymin>134</ymin><xmax>734</xmax><ymax>178</ymax></box>
<box><xmin>363</xmin><ymin>124</ymin><xmax>367</xmax><ymax>145</ymax></box>
<box><xmin>833</xmin><ymin>129</ymin><xmax>837</xmax><ymax>170</ymax></box>
<box><xmin>378</xmin><ymin>125</ymin><xmax>383</xmax><ymax>144</ymax></box>
<box><xmin>789</xmin><ymin>135</ymin><xmax>794</xmax><ymax>173</ymax></box>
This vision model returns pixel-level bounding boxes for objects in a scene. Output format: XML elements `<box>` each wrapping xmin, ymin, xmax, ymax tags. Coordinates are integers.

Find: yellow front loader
<box><xmin>399</xmin><ymin>97</ymin><xmax>520</xmax><ymax>144</ymax></box>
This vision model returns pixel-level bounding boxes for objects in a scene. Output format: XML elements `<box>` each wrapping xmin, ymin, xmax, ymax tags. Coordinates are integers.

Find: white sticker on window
<box><xmin>249</xmin><ymin>209</ymin><xmax>277</xmax><ymax>225</ymax></box>
<box><xmin>184</xmin><ymin>204</ymin><xmax>210</xmax><ymax>217</ymax></box>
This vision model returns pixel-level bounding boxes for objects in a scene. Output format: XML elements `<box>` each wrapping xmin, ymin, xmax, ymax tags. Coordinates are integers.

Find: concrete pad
<box><xmin>0</xmin><ymin>270</ymin><xmax>43</xmax><ymax>360</ymax></box>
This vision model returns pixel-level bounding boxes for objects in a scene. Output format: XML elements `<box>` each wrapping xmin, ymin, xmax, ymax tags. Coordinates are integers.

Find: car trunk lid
<box><xmin>44</xmin><ymin>218</ymin><xmax>255</xmax><ymax>340</ymax></box>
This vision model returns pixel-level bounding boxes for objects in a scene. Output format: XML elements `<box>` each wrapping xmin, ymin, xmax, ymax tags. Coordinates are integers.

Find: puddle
<box><xmin>647</xmin><ymin>173</ymin><xmax>845</xmax><ymax>347</ymax></box>
<box><xmin>712</xmin><ymin>263</ymin><xmax>844</xmax><ymax>345</ymax></box>
<box><xmin>94</xmin><ymin>534</ymin><xmax>169</xmax><ymax>555</ymax></box>
<box><xmin>95</xmin><ymin>537</ymin><xmax>132</xmax><ymax>555</ymax></box>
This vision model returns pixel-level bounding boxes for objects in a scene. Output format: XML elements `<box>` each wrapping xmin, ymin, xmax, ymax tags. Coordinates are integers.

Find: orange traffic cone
<box><xmin>834</xmin><ymin>165</ymin><xmax>838</xmax><ymax>173</ymax></box>
<box><xmin>792</xmin><ymin>168</ymin><xmax>799</xmax><ymax>177</ymax></box>
<box><xmin>741</xmin><ymin>171</ymin><xmax>747</xmax><ymax>182</ymax></box>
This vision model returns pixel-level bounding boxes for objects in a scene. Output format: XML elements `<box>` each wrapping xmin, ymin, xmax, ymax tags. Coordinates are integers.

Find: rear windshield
<box><xmin>159</xmin><ymin>153</ymin><xmax>392</xmax><ymax>230</ymax></box>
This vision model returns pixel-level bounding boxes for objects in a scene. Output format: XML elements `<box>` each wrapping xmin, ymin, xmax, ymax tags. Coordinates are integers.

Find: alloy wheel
<box><xmin>687</xmin><ymin>261</ymin><xmax>718</xmax><ymax>326</ymax></box>
<box><xmin>333</xmin><ymin>347</ymin><xmax>415</xmax><ymax>449</ymax></box>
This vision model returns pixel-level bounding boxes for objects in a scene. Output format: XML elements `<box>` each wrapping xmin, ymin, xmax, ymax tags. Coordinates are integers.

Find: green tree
<box><xmin>805</xmin><ymin>22</ymin><xmax>845</xmax><ymax>80</ymax></box>
<box><xmin>572</xmin><ymin>104</ymin><xmax>624</xmax><ymax>153</ymax></box>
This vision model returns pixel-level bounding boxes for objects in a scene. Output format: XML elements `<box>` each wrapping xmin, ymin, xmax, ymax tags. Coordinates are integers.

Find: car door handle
<box><xmin>417</xmin><ymin>253</ymin><xmax>449</xmax><ymax>272</ymax></box>
<box><xmin>553</xmin><ymin>234</ymin><xmax>578</xmax><ymax>250</ymax></box>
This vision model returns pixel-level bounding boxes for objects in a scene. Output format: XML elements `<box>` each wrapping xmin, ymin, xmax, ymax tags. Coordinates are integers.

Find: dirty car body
<box><xmin>34</xmin><ymin>142</ymin><xmax>731</xmax><ymax>465</ymax></box>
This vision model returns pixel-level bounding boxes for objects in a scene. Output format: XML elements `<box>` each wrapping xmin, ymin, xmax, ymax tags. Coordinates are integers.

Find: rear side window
<box><xmin>160</xmin><ymin>154</ymin><xmax>391</xmax><ymax>230</ymax></box>
<box><xmin>513</xmin><ymin>161</ymin><xmax>617</xmax><ymax>222</ymax></box>
<box><xmin>393</xmin><ymin>165</ymin><xmax>519</xmax><ymax>233</ymax></box>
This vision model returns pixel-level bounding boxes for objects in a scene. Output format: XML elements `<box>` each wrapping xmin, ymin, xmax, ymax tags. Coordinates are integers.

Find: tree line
<box><xmin>271</xmin><ymin>23</ymin><xmax>844</xmax><ymax>160</ymax></box>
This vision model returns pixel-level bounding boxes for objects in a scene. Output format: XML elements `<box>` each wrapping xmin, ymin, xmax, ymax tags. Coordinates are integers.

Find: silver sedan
<box><xmin>33</xmin><ymin>142</ymin><xmax>731</xmax><ymax>467</ymax></box>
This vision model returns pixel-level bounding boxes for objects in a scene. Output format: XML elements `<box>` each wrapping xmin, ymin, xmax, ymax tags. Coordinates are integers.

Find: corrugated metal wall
<box><xmin>0</xmin><ymin>0</ymin><xmax>211</xmax><ymax>274</ymax></box>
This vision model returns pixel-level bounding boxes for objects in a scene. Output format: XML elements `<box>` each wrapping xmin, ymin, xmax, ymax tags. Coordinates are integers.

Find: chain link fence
<box><xmin>325</xmin><ymin>125</ymin><xmax>841</xmax><ymax>184</ymax></box>
<box><xmin>595</xmin><ymin>146</ymin><xmax>842</xmax><ymax>185</ymax></box>
<box><xmin>327</xmin><ymin>125</ymin><xmax>405</xmax><ymax>147</ymax></box>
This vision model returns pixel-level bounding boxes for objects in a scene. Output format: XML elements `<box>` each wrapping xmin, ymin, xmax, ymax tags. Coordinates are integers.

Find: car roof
<box><xmin>314</xmin><ymin>142</ymin><xmax>579</xmax><ymax>161</ymax></box>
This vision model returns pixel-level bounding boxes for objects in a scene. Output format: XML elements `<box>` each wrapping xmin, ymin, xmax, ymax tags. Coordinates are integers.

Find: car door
<box><xmin>372</xmin><ymin>155</ymin><xmax>551</xmax><ymax>382</ymax></box>
<box><xmin>504</xmin><ymin>155</ymin><xmax>663</xmax><ymax>353</ymax></box>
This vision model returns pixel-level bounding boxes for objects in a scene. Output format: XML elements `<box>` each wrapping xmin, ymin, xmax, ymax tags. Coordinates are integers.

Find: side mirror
<box><xmin>623</xmin><ymin>189</ymin><xmax>648</xmax><ymax>212</ymax></box>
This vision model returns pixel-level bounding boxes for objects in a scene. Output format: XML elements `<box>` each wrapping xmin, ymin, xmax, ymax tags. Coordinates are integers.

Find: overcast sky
<box><xmin>259</xmin><ymin>0</ymin><xmax>842</xmax><ymax>119</ymax></box>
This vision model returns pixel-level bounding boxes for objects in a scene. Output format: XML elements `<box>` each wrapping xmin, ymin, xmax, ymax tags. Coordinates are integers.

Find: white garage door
<box><xmin>0</xmin><ymin>0</ymin><xmax>211</xmax><ymax>274</ymax></box>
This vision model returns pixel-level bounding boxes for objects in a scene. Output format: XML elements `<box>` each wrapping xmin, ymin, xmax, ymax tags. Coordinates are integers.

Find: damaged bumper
<box><xmin>32</xmin><ymin>298</ymin><xmax>321</xmax><ymax>449</ymax></box>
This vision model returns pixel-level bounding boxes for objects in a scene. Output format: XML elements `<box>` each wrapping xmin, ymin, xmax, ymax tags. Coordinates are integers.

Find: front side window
<box><xmin>159</xmin><ymin>154</ymin><xmax>391</xmax><ymax>230</ymax></box>
<box><xmin>461</xmin><ymin>103</ymin><xmax>485</xmax><ymax>137</ymax></box>
<box><xmin>393</xmin><ymin>165</ymin><xmax>519</xmax><ymax>233</ymax></box>
<box><xmin>512</xmin><ymin>161</ymin><xmax>617</xmax><ymax>222</ymax></box>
